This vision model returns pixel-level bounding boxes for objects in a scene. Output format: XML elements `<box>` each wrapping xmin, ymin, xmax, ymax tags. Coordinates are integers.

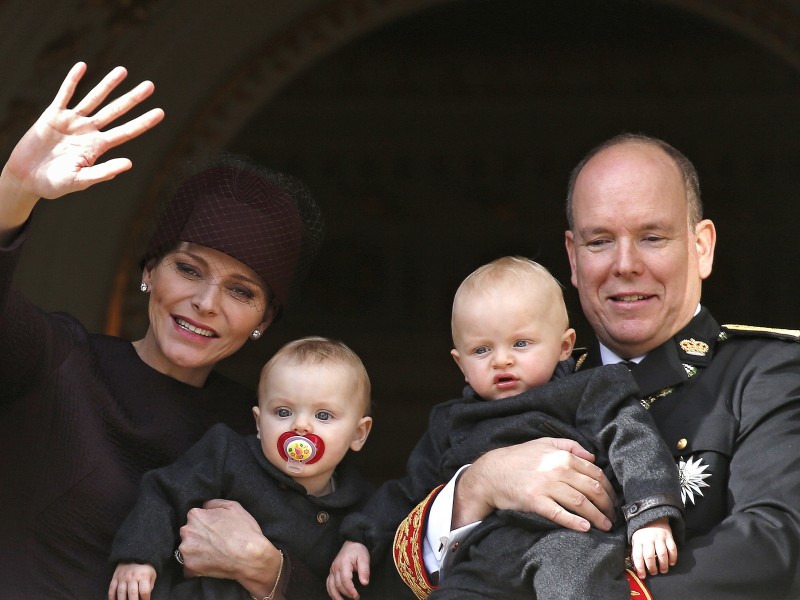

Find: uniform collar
<box><xmin>671</xmin><ymin>306</ymin><xmax>719</xmax><ymax>367</ymax></box>
<box><xmin>577</xmin><ymin>307</ymin><xmax>721</xmax><ymax>396</ymax></box>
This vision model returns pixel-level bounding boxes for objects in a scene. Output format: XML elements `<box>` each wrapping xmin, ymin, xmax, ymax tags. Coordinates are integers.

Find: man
<box><xmin>394</xmin><ymin>134</ymin><xmax>800</xmax><ymax>599</ymax></box>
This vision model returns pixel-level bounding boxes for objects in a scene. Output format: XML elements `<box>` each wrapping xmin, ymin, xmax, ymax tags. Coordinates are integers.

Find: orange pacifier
<box><xmin>278</xmin><ymin>432</ymin><xmax>325</xmax><ymax>473</ymax></box>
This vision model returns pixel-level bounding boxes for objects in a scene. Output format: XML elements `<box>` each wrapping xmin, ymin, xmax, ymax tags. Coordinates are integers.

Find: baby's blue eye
<box><xmin>316</xmin><ymin>410</ymin><xmax>332</xmax><ymax>421</ymax></box>
<box><xmin>276</xmin><ymin>408</ymin><xmax>291</xmax><ymax>418</ymax></box>
<box><xmin>475</xmin><ymin>346</ymin><xmax>489</xmax><ymax>355</ymax></box>
<box><xmin>513</xmin><ymin>340</ymin><xmax>529</xmax><ymax>348</ymax></box>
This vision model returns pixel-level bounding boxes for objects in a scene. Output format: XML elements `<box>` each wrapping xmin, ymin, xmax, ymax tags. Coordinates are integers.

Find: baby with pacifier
<box><xmin>109</xmin><ymin>337</ymin><xmax>374</xmax><ymax>600</ymax></box>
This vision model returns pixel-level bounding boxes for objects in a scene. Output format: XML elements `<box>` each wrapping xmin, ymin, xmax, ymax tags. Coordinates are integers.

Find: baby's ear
<box><xmin>350</xmin><ymin>416</ymin><xmax>373</xmax><ymax>452</ymax></box>
<box><xmin>252</xmin><ymin>406</ymin><xmax>261</xmax><ymax>436</ymax></box>
<box><xmin>451</xmin><ymin>349</ymin><xmax>467</xmax><ymax>380</ymax></box>
<box><xmin>560</xmin><ymin>328</ymin><xmax>577</xmax><ymax>360</ymax></box>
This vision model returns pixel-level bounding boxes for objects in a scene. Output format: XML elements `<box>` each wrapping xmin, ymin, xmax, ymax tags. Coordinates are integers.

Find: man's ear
<box><xmin>695</xmin><ymin>219</ymin><xmax>716</xmax><ymax>280</ymax></box>
<box><xmin>350</xmin><ymin>416</ymin><xmax>373</xmax><ymax>452</ymax></box>
<box><xmin>565</xmin><ymin>230</ymin><xmax>578</xmax><ymax>289</ymax></box>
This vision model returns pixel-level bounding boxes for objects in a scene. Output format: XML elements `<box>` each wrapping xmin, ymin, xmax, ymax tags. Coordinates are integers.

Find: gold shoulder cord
<box><xmin>722</xmin><ymin>324</ymin><xmax>800</xmax><ymax>340</ymax></box>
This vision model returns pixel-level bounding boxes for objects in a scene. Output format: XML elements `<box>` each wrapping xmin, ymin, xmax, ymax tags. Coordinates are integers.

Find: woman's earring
<box><xmin>250</xmin><ymin>330</ymin><xmax>261</xmax><ymax>340</ymax></box>
<box><xmin>140</xmin><ymin>282</ymin><xmax>149</xmax><ymax>293</ymax></box>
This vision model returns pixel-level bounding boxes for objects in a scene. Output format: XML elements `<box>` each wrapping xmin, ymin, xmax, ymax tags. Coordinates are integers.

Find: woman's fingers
<box><xmin>71</xmin><ymin>65</ymin><xmax>129</xmax><ymax>116</ymax></box>
<box><xmin>99</xmin><ymin>105</ymin><xmax>165</xmax><ymax>151</ymax></box>
<box><xmin>91</xmin><ymin>79</ymin><xmax>159</xmax><ymax>131</ymax></box>
<box><xmin>52</xmin><ymin>62</ymin><xmax>88</xmax><ymax>110</ymax></box>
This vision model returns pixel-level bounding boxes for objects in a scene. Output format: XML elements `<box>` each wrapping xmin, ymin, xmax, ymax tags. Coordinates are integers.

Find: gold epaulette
<box><xmin>393</xmin><ymin>485</ymin><xmax>443</xmax><ymax>599</ymax></box>
<box><xmin>721</xmin><ymin>324</ymin><xmax>800</xmax><ymax>342</ymax></box>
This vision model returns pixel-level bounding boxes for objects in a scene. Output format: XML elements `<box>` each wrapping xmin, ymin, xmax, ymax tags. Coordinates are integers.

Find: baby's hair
<box><xmin>259</xmin><ymin>336</ymin><xmax>371</xmax><ymax>414</ymax></box>
<box><xmin>452</xmin><ymin>256</ymin><xmax>569</xmax><ymax>341</ymax></box>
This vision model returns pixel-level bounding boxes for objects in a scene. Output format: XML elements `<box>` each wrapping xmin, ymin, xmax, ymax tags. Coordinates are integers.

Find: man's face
<box><xmin>565</xmin><ymin>142</ymin><xmax>716</xmax><ymax>358</ymax></box>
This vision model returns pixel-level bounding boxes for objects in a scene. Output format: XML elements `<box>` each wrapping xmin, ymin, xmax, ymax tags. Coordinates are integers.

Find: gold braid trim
<box><xmin>393</xmin><ymin>485</ymin><xmax>444</xmax><ymax>600</ymax></box>
<box><xmin>640</xmin><ymin>386</ymin><xmax>675</xmax><ymax>410</ymax></box>
<box><xmin>625</xmin><ymin>569</ymin><xmax>653</xmax><ymax>599</ymax></box>
<box><xmin>640</xmin><ymin>363</ymin><xmax>699</xmax><ymax>410</ymax></box>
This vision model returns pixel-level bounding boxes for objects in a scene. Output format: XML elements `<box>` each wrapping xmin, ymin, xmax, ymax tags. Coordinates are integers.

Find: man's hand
<box><xmin>452</xmin><ymin>437</ymin><xmax>617</xmax><ymax>531</ymax></box>
<box><xmin>326</xmin><ymin>541</ymin><xmax>371</xmax><ymax>600</ymax></box>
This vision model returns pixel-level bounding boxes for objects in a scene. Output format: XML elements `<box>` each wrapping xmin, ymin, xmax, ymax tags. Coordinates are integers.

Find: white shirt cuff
<box><xmin>422</xmin><ymin>465</ymin><xmax>481</xmax><ymax>580</ymax></box>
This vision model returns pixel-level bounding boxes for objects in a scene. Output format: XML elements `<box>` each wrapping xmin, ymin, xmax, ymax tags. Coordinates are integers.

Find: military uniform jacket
<box><xmin>576</xmin><ymin>307</ymin><xmax>800</xmax><ymax>599</ymax></box>
<box><xmin>111</xmin><ymin>423</ymin><xmax>373</xmax><ymax>600</ymax></box>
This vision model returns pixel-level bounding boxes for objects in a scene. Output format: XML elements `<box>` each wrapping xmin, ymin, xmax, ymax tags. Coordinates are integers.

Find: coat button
<box><xmin>450</xmin><ymin>542</ymin><xmax>459</xmax><ymax>553</ymax></box>
<box><xmin>316</xmin><ymin>511</ymin><xmax>329</xmax><ymax>524</ymax></box>
<box><xmin>628</xmin><ymin>503</ymin><xmax>639</xmax><ymax>515</ymax></box>
<box><xmin>676</xmin><ymin>438</ymin><xmax>688</xmax><ymax>450</ymax></box>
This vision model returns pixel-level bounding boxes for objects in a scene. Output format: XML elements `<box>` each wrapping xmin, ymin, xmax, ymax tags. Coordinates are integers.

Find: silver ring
<box><xmin>174</xmin><ymin>549</ymin><xmax>184</xmax><ymax>565</ymax></box>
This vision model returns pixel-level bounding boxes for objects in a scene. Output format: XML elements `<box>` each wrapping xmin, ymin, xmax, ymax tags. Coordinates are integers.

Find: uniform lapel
<box><xmin>634</xmin><ymin>342</ymin><xmax>687</xmax><ymax>396</ymax></box>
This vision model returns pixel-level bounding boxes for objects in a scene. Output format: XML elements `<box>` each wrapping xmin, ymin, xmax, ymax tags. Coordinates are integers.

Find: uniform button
<box><xmin>450</xmin><ymin>542</ymin><xmax>459</xmax><ymax>553</ymax></box>
<box><xmin>676</xmin><ymin>438</ymin><xmax>688</xmax><ymax>450</ymax></box>
<box><xmin>625</xmin><ymin>502</ymin><xmax>639</xmax><ymax>517</ymax></box>
<box><xmin>316</xmin><ymin>511</ymin><xmax>329</xmax><ymax>524</ymax></box>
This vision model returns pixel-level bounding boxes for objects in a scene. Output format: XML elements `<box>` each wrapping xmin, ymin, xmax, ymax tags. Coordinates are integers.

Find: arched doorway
<box><xmin>117</xmin><ymin>0</ymin><xmax>800</xmax><ymax>481</ymax></box>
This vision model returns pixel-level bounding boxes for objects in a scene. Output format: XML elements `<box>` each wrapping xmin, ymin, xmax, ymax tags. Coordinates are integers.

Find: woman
<box><xmin>0</xmin><ymin>63</ymin><xmax>323</xmax><ymax>599</ymax></box>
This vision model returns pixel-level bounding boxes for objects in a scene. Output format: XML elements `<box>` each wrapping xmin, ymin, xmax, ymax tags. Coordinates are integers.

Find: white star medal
<box><xmin>678</xmin><ymin>455</ymin><xmax>711</xmax><ymax>505</ymax></box>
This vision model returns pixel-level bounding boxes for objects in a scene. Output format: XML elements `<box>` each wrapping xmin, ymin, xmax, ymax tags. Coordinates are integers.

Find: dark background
<box><xmin>223</xmin><ymin>0</ymin><xmax>800</xmax><ymax>481</ymax></box>
<box><xmin>8</xmin><ymin>0</ymin><xmax>800</xmax><ymax>483</ymax></box>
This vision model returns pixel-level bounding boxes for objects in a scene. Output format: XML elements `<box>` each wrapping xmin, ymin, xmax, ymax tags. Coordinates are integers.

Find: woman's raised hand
<box><xmin>0</xmin><ymin>62</ymin><xmax>164</xmax><ymax>232</ymax></box>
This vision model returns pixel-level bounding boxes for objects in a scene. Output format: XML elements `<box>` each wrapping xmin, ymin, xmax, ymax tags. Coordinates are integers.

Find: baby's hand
<box><xmin>108</xmin><ymin>562</ymin><xmax>157</xmax><ymax>600</ymax></box>
<box><xmin>630</xmin><ymin>517</ymin><xmax>678</xmax><ymax>579</ymax></box>
<box><xmin>326</xmin><ymin>541</ymin><xmax>371</xmax><ymax>600</ymax></box>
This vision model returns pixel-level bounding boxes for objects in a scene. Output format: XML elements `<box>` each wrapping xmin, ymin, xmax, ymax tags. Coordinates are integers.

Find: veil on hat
<box><xmin>141</xmin><ymin>154</ymin><xmax>324</xmax><ymax>315</ymax></box>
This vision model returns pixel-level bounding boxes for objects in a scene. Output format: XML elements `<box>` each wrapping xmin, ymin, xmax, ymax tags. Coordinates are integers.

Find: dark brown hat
<box><xmin>141</xmin><ymin>155</ymin><xmax>323</xmax><ymax>310</ymax></box>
